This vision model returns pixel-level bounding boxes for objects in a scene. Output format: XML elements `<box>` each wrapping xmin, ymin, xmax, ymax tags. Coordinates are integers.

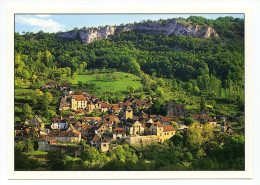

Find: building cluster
<box><xmin>15</xmin><ymin>83</ymin><xmax>239</xmax><ymax>154</ymax></box>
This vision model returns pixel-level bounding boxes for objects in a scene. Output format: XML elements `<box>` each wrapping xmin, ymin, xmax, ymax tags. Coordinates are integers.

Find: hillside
<box><xmin>14</xmin><ymin>15</ymin><xmax>245</xmax><ymax>119</ymax></box>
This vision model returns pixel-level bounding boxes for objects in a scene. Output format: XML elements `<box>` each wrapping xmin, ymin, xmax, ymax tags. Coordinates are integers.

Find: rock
<box><xmin>56</xmin><ymin>19</ymin><xmax>219</xmax><ymax>44</ymax></box>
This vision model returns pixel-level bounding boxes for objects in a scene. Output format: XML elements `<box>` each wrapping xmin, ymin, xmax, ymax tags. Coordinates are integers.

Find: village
<box><xmin>14</xmin><ymin>81</ymin><xmax>240</xmax><ymax>156</ymax></box>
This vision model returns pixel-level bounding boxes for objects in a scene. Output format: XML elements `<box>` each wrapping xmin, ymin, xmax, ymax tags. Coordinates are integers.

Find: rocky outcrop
<box><xmin>56</xmin><ymin>19</ymin><xmax>219</xmax><ymax>44</ymax></box>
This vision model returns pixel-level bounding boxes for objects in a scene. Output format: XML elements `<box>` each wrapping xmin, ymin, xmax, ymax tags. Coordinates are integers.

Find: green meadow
<box><xmin>69</xmin><ymin>72</ymin><xmax>144</xmax><ymax>95</ymax></box>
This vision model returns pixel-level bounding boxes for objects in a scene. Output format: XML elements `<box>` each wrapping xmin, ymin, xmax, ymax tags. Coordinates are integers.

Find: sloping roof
<box><xmin>111</xmin><ymin>104</ymin><xmax>120</xmax><ymax>110</ymax></box>
<box><xmin>72</xmin><ymin>95</ymin><xmax>87</xmax><ymax>101</ymax></box>
<box><xmin>82</xmin><ymin>117</ymin><xmax>102</xmax><ymax>121</ymax></box>
<box><xmin>190</xmin><ymin>114</ymin><xmax>215</xmax><ymax>122</ymax></box>
<box><xmin>119</xmin><ymin>101</ymin><xmax>133</xmax><ymax>108</ymax></box>
<box><xmin>161</xmin><ymin>116</ymin><xmax>180</xmax><ymax>123</ymax></box>
<box><xmin>82</xmin><ymin>125</ymin><xmax>94</xmax><ymax>130</ymax></box>
<box><xmin>92</xmin><ymin>135</ymin><xmax>100</xmax><ymax>142</ymax></box>
<box><xmin>102</xmin><ymin>103</ymin><xmax>113</xmax><ymax>108</ymax></box>
<box><xmin>47</xmin><ymin>130</ymin><xmax>80</xmax><ymax>137</ymax></box>
<box><xmin>153</xmin><ymin>122</ymin><xmax>163</xmax><ymax>127</ymax></box>
<box><xmin>46</xmin><ymin>82</ymin><xmax>57</xmax><ymax>86</ymax></box>
<box><xmin>61</xmin><ymin>82</ymin><xmax>70</xmax><ymax>87</ymax></box>
<box><xmin>113</xmin><ymin>127</ymin><xmax>125</xmax><ymax>132</ymax></box>
<box><xmin>163</xmin><ymin>125</ymin><xmax>175</xmax><ymax>132</ymax></box>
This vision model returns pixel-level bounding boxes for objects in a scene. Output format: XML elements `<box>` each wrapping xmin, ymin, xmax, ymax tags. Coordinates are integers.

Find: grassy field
<box><xmin>70</xmin><ymin>72</ymin><xmax>144</xmax><ymax>95</ymax></box>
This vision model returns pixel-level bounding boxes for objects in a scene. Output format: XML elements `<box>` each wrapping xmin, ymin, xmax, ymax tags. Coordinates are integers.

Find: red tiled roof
<box><xmin>72</xmin><ymin>95</ymin><xmax>87</xmax><ymax>101</ymax></box>
<box><xmin>92</xmin><ymin>135</ymin><xmax>100</xmax><ymax>142</ymax></box>
<box><xmin>163</xmin><ymin>125</ymin><xmax>175</xmax><ymax>132</ymax></box>
<box><xmin>154</xmin><ymin>122</ymin><xmax>163</xmax><ymax>127</ymax></box>
<box><xmin>47</xmin><ymin>130</ymin><xmax>80</xmax><ymax>137</ymax></box>
<box><xmin>82</xmin><ymin>125</ymin><xmax>94</xmax><ymax>130</ymax></box>
<box><xmin>113</xmin><ymin>128</ymin><xmax>124</xmax><ymax>131</ymax></box>
<box><xmin>111</xmin><ymin>104</ymin><xmax>120</xmax><ymax>110</ymax></box>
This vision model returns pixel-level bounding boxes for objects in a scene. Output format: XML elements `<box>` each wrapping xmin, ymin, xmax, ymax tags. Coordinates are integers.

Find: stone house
<box><xmin>38</xmin><ymin>138</ymin><xmax>57</xmax><ymax>151</ymax></box>
<box><xmin>190</xmin><ymin>114</ymin><xmax>217</xmax><ymax>125</ymax></box>
<box><xmin>81</xmin><ymin>125</ymin><xmax>95</xmax><ymax>138</ymax></box>
<box><xmin>96</xmin><ymin>122</ymin><xmax>112</xmax><ymax>136</ymax></box>
<box><xmin>30</xmin><ymin>115</ymin><xmax>44</xmax><ymax>128</ymax></box>
<box><xmin>123</xmin><ymin>120</ymin><xmax>144</xmax><ymax>136</ymax></box>
<box><xmin>82</xmin><ymin>117</ymin><xmax>102</xmax><ymax>125</ymax></box>
<box><xmin>47</xmin><ymin>130</ymin><xmax>81</xmax><ymax>143</ymax></box>
<box><xmin>161</xmin><ymin>125</ymin><xmax>176</xmax><ymax>142</ymax></box>
<box><xmin>101</xmin><ymin>103</ymin><xmax>112</xmax><ymax>113</ymax></box>
<box><xmin>100</xmin><ymin>138</ymin><xmax>110</xmax><ymax>152</ymax></box>
<box><xmin>42</xmin><ymin>82</ymin><xmax>58</xmax><ymax>89</ymax></box>
<box><xmin>59</xmin><ymin>95</ymin><xmax>71</xmax><ymax>110</ymax></box>
<box><xmin>50</xmin><ymin>118</ymin><xmax>68</xmax><ymax>130</ymax></box>
<box><xmin>111</xmin><ymin>104</ymin><xmax>121</xmax><ymax>114</ymax></box>
<box><xmin>166</xmin><ymin>102</ymin><xmax>187</xmax><ymax>116</ymax></box>
<box><xmin>60</xmin><ymin>82</ymin><xmax>70</xmax><ymax>90</ymax></box>
<box><xmin>149</xmin><ymin>122</ymin><xmax>164</xmax><ymax>136</ymax></box>
<box><xmin>90</xmin><ymin>135</ymin><xmax>101</xmax><ymax>148</ymax></box>
<box><xmin>71</xmin><ymin>94</ymin><xmax>88</xmax><ymax>110</ymax></box>
<box><xmin>113</xmin><ymin>127</ymin><xmax>126</xmax><ymax>139</ymax></box>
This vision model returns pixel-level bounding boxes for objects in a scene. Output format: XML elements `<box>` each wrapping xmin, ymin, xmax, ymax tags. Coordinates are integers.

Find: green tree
<box><xmin>47</xmin><ymin>150</ymin><xmax>66</xmax><ymax>170</ymax></box>
<box><xmin>127</xmin><ymin>58</ymin><xmax>141</xmax><ymax>75</ymax></box>
<box><xmin>23</xmin><ymin>103</ymin><xmax>33</xmax><ymax>120</ymax></box>
<box><xmin>184</xmin><ymin>118</ymin><xmax>195</xmax><ymax>126</ymax></box>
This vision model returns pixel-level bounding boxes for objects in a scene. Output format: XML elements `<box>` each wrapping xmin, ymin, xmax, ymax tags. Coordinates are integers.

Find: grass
<box><xmin>56</xmin><ymin>143</ymin><xmax>80</xmax><ymax>146</ymax></box>
<box><xmin>69</xmin><ymin>72</ymin><xmax>144</xmax><ymax>95</ymax></box>
<box><xmin>25</xmin><ymin>150</ymin><xmax>47</xmax><ymax>155</ymax></box>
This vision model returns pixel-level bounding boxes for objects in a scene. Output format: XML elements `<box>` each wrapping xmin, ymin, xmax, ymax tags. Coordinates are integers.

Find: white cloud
<box><xmin>35</xmin><ymin>15</ymin><xmax>51</xmax><ymax>18</ymax></box>
<box><xmin>16</xmin><ymin>16</ymin><xmax>65</xmax><ymax>33</ymax></box>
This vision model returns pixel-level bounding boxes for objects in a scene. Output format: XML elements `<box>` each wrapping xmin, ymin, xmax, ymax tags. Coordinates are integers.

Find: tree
<box><xmin>200</xmin><ymin>97</ymin><xmax>207</xmax><ymax>111</ymax></box>
<box><xmin>126</xmin><ymin>58</ymin><xmax>141</xmax><ymax>75</ymax></box>
<box><xmin>47</xmin><ymin>150</ymin><xmax>66</xmax><ymax>170</ymax></box>
<box><xmin>186</xmin><ymin>122</ymin><xmax>214</xmax><ymax>153</ymax></box>
<box><xmin>184</xmin><ymin>118</ymin><xmax>195</xmax><ymax>126</ymax></box>
<box><xmin>170</xmin><ymin>121</ymin><xmax>179</xmax><ymax>130</ymax></box>
<box><xmin>44</xmin><ymin>92</ymin><xmax>53</xmax><ymax>104</ymax></box>
<box><xmin>23</xmin><ymin>103</ymin><xmax>33</xmax><ymax>120</ymax></box>
<box><xmin>78</xmin><ymin>81</ymin><xmax>84</xmax><ymax>88</ymax></box>
<box><xmin>22</xmin><ymin>69</ymin><xmax>30</xmax><ymax>79</ymax></box>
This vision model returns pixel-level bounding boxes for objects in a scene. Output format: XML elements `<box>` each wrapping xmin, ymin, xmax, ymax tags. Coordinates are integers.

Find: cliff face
<box><xmin>56</xmin><ymin>19</ymin><xmax>219</xmax><ymax>44</ymax></box>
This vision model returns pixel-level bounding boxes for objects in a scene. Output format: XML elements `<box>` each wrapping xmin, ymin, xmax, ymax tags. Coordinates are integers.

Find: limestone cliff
<box><xmin>56</xmin><ymin>19</ymin><xmax>219</xmax><ymax>44</ymax></box>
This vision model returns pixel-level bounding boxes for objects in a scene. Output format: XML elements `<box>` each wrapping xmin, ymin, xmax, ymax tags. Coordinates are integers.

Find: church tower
<box><xmin>124</xmin><ymin>105</ymin><xmax>133</xmax><ymax>120</ymax></box>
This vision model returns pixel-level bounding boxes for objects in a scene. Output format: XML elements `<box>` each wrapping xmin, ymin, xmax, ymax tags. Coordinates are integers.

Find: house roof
<box><xmin>102</xmin><ymin>103</ymin><xmax>113</xmax><ymax>108</ymax></box>
<box><xmin>113</xmin><ymin>127</ymin><xmax>125</xmax><ymax>132</ymax></box>
<box><xmin>111</xmin><ymin>104</ymin><xmax>120</xmax><ymax>110</ymax></box>
<box><xmin>92</xmin><ymin>135</ymin><xmax>100</xmax><ymax>142</ymax></box>
<box><xmin>72</xmin><ymin>95</ymin><xmax>87</xmax><ymax>101</ymax></box>
<box><xmin>163</xmin><ymin>125</ymin><xmax>175</xmax><ymax>132</ymax></box>
<box><xmin>47</xmin><ymin>130</ymin><xmax>80</xmax><ymax>137</ymax></box>
<box><xmin>190</xmin><ymin>114</ymin><xmax>215</xmax><ymax>122</ymax></box>
<box><xmin>161</xmin><ymin>116</ymin><xmax>180</xmax><ymax>123</ymax></box>
<box><xmin>119</xmin><ymin>101</ymin><xmax>133</xmax><ymax>108</ymax></box>
<box><xmin>61</xmin><ymin>82</ymin><xmax>70</xmax><ymax>87</ymax></box>
<box><xmin>153</xmin><ymin>122</ymin><xmax>163</xmax><ymax>127</ymax></box>
<box><xmin>82</xmin><ymin>125</ymin><xmax>94</xmax><ymax>130</ymax></box>
<box><xmin>46</xmin><ymin>82</ymin><xmax>57</xmax><ymax>86</ymax></box>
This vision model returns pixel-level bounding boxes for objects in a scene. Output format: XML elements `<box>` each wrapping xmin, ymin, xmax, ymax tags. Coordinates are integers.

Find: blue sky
<box><xmin>15</xmin><ymin>14</ymin><xmax>244</xmax><ymax>34</ymax></box>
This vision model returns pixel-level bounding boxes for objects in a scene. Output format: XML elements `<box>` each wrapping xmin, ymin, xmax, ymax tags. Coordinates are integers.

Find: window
<box><xmin>103</xmin><ymin>144</ymin><xmax>106</xmax><ymax>147</ymax></box>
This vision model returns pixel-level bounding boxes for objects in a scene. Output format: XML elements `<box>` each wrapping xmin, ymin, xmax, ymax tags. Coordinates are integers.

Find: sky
<box><xmin>15</xmin><ymin>14</ymin><xmax>244</xmax><ymax>34</ymax></box>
